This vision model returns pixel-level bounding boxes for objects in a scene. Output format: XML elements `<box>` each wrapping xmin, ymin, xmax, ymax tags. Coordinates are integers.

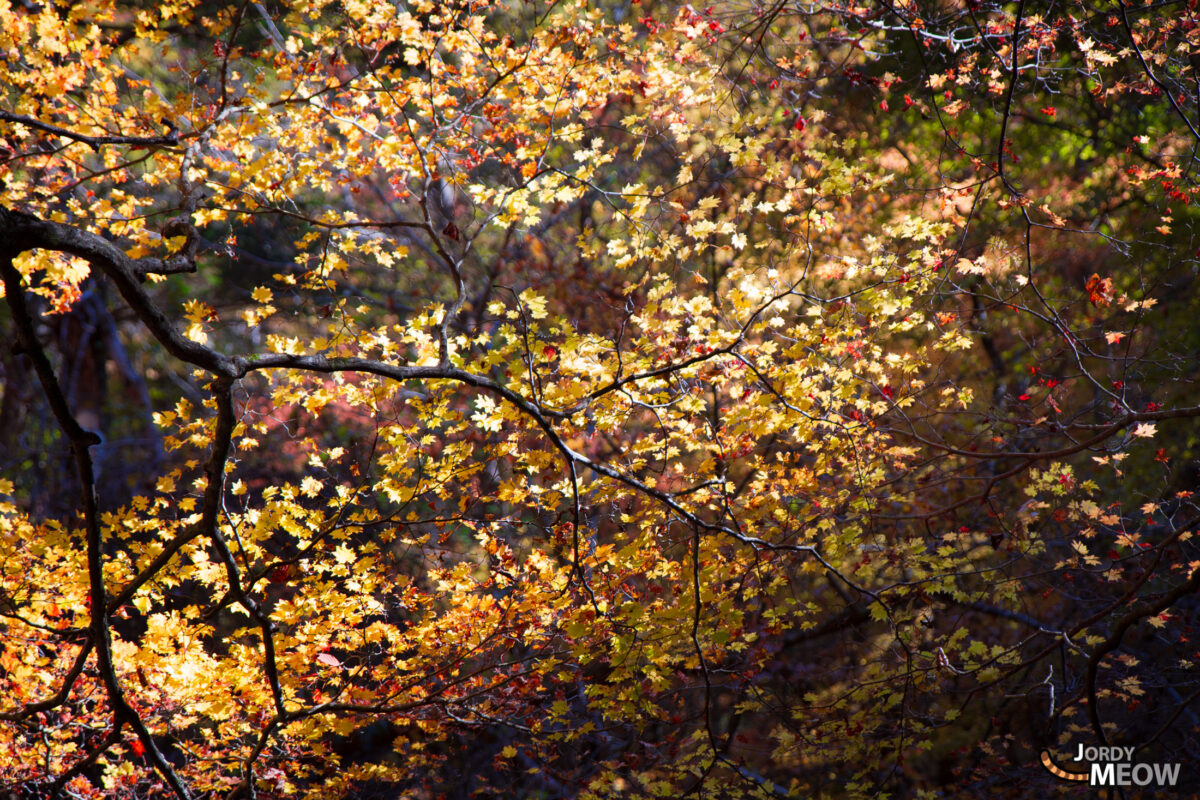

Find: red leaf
<box><xmin>316</xmin><ymin>652</ymin><xmax>341</xmax><ymax>668</ymax></box>
<box><xmin>1085</xmin><ymin>273</ymin><xmax>1114</xmax><ymax>306</ymax></box>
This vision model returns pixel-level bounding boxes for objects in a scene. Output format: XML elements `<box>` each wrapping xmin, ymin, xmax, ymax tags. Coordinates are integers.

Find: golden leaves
<box><xmin>3</xmin><ymin>0</ymin><xmax>1190</xmax><ymax>795</ymax></box>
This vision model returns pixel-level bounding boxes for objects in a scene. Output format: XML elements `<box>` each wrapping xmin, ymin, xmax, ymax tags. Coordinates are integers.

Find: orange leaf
<box><xmin>1085</xmin><ymin>274</ymin><xmax>1114</xmax><ymax>307</ymax></box>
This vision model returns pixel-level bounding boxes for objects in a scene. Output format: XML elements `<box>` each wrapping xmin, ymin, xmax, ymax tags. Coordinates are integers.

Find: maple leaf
<box><xmin>1085</xmin><ymin>273</ymin><xmax>1114</xmax><ymax>306</ymax></box>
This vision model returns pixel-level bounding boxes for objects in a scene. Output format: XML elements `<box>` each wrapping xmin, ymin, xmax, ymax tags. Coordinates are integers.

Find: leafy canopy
<box><xmin>2</xmin><ymin>0</ymin><xmax>1200</xmax><ymax>797</ymax></box>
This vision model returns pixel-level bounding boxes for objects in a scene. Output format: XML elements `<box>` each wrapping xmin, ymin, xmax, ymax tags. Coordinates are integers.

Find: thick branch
<box><xmin>0</xmin><ymin>207</ymin><xmax>233</xmax><ymax>375</ymax></box>
<box><xmin>0</xmin><ymin>110</ymin><xmax>180</xmax><ymax>151</ymax></box>
<box><xmin>0</xmin><ymin>254</ymin><xmax>193</xmax><ymax>800</ymax></box>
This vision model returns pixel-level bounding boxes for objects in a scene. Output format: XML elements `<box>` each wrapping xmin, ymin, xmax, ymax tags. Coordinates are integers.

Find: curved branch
<box><xmin>1</xmin><ymin>253</ymin><xmax>193</xmax><ymax>800</ymax></box>
<box><xmin>1084</xmin><ymin>564</ymin><xmax>1200</xmax><ymax>746</ymax></box>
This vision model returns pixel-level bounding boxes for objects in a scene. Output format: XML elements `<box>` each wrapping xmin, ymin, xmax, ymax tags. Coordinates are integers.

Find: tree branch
<box><xmin>0</xmin><ymin>110</ymin><xmax>180</xmax><ymax>151</ymax></box>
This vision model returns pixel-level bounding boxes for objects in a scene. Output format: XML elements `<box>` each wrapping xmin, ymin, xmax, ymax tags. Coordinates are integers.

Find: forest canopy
<box><xmin>2</xmin><ymin>0</ymin><xmax>1200</xmax><ymax>797</ymax></box>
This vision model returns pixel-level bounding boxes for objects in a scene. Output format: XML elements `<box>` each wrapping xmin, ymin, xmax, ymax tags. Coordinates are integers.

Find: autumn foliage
<box><xmin>2</xmin><ymin>0</ymin><xmax>1200</xmax><ymax>797</ymax></box>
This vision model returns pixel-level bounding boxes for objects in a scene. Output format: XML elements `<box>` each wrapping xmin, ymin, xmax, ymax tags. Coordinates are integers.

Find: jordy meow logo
<box><xmin>1040</xmin><ymin>745</ymin><xmax>1182</xmax><ymax>787</ymax></box>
